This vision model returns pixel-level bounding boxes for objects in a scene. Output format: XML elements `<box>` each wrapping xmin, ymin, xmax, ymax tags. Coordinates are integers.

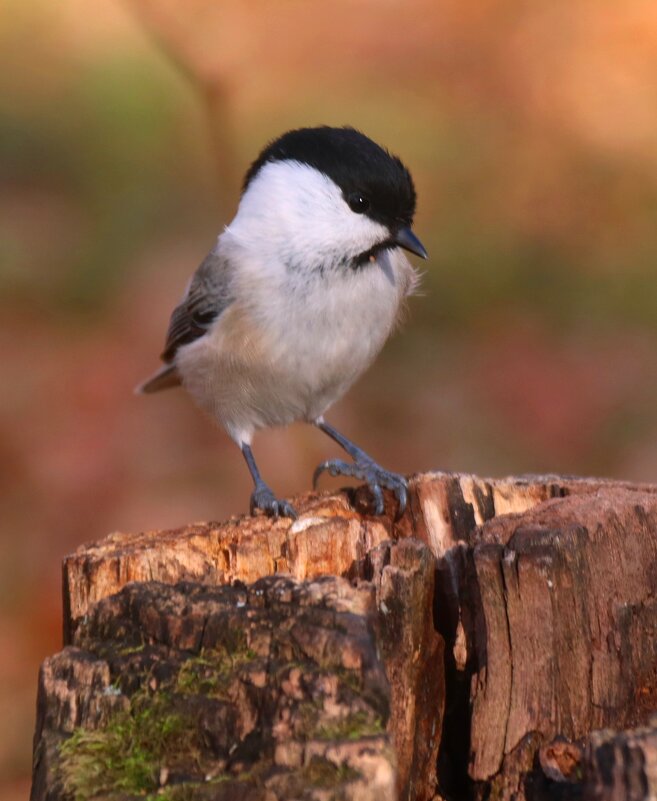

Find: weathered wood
<box><xmin>62</xmin><ymin>492</ymin><xmax>393</xmax><ymax>644</ymax></box>
<box><xmin>35</xmin><ymin>472</ymin><xmax>657</xmax><ymax>801</ymax></box>
<box><xmin>369</xmin><ymin>539</ymin><xmax>444</xmax><ymax>800</ymax></box>
<box><xmin>584</xmin><ymin>719</ymin><xmax>657</xmax><ymax>800</ymax></box>
<box><xmin>464</xmin><ymin>488</ymin><xmax>657</xmax><ymax>799</ymax></box>
<box><xmin>34</xmin><ymin>576</ymin><xmax>396</xmax><ymax>801</ymax></box>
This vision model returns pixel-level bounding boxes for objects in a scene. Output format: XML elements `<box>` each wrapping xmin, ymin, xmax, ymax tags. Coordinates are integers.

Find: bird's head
<box><xmin>226</xmin><ymin>126</ymin><xmax>427</xmax><ymax>274</ymax></box>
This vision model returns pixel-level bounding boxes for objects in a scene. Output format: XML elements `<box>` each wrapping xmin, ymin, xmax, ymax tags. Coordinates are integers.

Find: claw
<box><xmin>370</xmin><ymin>482</ymin><xmax>384</xmax><ymax>516</ymax></box>
<box><xmin>250</xmin><ymin>484</ymin><xmax>297</xmax><ymax>519</ymax></box>
<box><xmin>394</xmin><ymin>482</ymin><xmax>408</xmax><ymax>518</ymax></box>
<box><xmin>312</xmin><ymin>454</ymin><xmax>407</xmax><ymax>518</ymax></box>
<box><xmin>312</xmin><ymin>462</ymin><xmax>328</xmax><ymax>489</ymax></box>
<box><xmin>313</xmin><ymin>459</ymin><xmax>352</xmax><ymax>489</ymax></box>
<box><xmin>278</xmin><ymin>500</ymin><xmax>298</xmax><ymax>519</ymax></box>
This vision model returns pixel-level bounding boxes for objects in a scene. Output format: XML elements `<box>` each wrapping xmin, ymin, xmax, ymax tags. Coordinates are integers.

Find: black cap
<box><xmin>244</xmin><ymin>126</ymin><xmax>418</xmax><ymax>232</ymax></box>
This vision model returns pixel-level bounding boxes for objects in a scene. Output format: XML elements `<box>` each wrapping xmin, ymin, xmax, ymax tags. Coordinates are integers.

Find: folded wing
<box><xmin>136</xmin><ymin>247</ymin><xmax>233</xmax><ymax>395</ymax></box>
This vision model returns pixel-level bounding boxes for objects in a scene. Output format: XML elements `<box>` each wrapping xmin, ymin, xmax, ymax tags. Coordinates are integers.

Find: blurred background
<box><xmin>3</xmin><ymin>0</ymin><xmax>657</xmax><ymax>796</ymax></box>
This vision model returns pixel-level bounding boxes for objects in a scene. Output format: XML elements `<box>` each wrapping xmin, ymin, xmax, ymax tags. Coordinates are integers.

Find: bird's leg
<box><xmin>241</xmin><ymin>443</ymin><xmax>297</xmax><ymax>519</ymax></box>
<box><xmin>312</xmin><ymin>420</ymin><xmax>408</xmax><ymax>516</ymax></box>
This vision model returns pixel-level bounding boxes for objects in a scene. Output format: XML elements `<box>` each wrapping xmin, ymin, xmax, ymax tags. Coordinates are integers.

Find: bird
<box><xmin>137</xmin><ymin>126</ymin><xmax>427</xmax><ymax>520</ymax></box>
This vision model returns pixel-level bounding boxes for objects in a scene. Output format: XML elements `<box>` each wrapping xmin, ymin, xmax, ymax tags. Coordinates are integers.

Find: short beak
<box><xmin>394</xmin><ymin>226</ymin><xmax>428</xmax><ymax>259</ymax></box>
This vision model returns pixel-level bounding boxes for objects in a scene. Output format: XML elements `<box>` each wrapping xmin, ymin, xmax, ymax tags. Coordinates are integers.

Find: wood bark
<box><xmin>33</xmin><ymin>576</ymin><xmax>397</xmax><ymax>801</ymax></box>
<box><xmin>34</xmin><ymin>472</ymin><xmax>657</xmax><ymax>800</ymax></box>
<box><xmin>584</xmin><ymin>719</ymin><xmax>657</xmax><ymax>800</ymax></box>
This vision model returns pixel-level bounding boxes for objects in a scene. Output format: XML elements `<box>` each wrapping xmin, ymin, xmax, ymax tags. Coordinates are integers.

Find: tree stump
<box><xmin>32</xmin><ymin>473</ymin><xmax>657</xmax><ymax>800</ymax></box>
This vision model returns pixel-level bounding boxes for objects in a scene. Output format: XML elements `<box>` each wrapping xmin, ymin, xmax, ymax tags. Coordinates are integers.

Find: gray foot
<box><xmin>313</xmin><ymin>457</ymin><xmax>408</xmax><ymax>517</ymax></box>
<box><xmin>250</xmin><ymin>484</ymin><xmax>297</xmax><ymax>519</ymax></box>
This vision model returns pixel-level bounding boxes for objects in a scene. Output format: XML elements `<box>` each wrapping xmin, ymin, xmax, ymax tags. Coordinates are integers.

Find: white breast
<box><xmin>263</xmin><ymin>248</ymin><xmax>413</xmax><ymax>417</ymax></box>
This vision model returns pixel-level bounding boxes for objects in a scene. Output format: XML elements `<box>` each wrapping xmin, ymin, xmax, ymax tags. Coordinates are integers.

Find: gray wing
<box><xmin>161</xmin><ymin>247</ymin><xmax>233</xmax><ymax>363</ymax></box>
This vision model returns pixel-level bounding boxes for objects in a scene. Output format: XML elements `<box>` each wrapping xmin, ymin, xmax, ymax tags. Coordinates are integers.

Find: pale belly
<box><xmin>176</xmin><ymin>253</ymin><xmax>412</xmax><ymax>443</ymax></box>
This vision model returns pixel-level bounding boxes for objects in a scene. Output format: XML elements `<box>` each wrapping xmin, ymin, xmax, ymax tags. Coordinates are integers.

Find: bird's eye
<box><xmin>347</xmin><ymin>193</ymin><xmax>370</xmax><ymax>214</ymax></box>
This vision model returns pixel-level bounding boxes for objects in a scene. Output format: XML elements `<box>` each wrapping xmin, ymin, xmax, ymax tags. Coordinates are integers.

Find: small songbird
<box><xmin>137</xmin><ymin>126</ymin><xmax>427</xmax><ymax>519</ymax></box>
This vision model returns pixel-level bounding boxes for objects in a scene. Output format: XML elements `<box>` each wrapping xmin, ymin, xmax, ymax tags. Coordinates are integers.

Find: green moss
<box><xmin>301</xmin><ymin>757</ymin><xmax>361</xmax><ymax>787</ymax></box>
<box><xmin>295</xmin><ymin>700</ymin><xmax>323</xmax><ymax>739</ymax></box>
<box><xmin>59</xmin><ymin>690</ymin><xmax>200</xmax><ymax>800</ymax></box>
<box><xmin>296</xmin><ymin>703</ymin><xmax>383</xmax><ymax>743</ymax></box>
<box><xmin>119</xmin><ymin>643</ymin><xmax>146</xmax><ymax>656</ymax></box>
<box><xmin>175</xmin><ymin>646</ymin><xmax>256</xmax><ymax>699</ymax></box>
<box><xmin>315</xmin><ymin>711</ymin><xmax>384</xmax><ymax>741</ymax></box>
<box><xmin>58</xmin><ymin>640</ymin><xmax>261</xmax><ymax>800</ymax></box>
<box><xmin>335</xmin><ymin>667</ymin><xmax>363</xmax><ymax>694</ymax></box>
<box><xmin>147</xmin><ymin>775</ymin><xmax>230</xmax><ymax>801</ymax></box>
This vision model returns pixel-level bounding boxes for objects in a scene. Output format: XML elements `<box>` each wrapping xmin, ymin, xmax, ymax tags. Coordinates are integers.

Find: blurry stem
<box><xmin>124</xmin><ymin>0</ymin><xmax>238</xmax><ymax>214</ymax></box>
<box><xmin>202</xmin><ymin>83</ymin><xmax>240</xmax><ymax>215</ymax></box>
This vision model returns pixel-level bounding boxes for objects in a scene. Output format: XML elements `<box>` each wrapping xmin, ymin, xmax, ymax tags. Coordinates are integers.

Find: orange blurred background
<box><xmin>3</xmin><ymin>1</ymin><xmax>657</xmax><ymax>796</ymax></box>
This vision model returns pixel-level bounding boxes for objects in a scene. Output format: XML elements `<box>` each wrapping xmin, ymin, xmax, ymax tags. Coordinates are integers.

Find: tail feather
<box><xmin>135</xmin><ymin>364</ymin><xmax>181</xmax><ymax>395</ymax></box>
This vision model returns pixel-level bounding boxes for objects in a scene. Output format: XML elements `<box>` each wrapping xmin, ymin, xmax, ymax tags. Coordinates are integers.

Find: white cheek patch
<box><xmin>225</xmin><ymin>161</ymin><xmax>389</xmax><ymax>272</ymax></box>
